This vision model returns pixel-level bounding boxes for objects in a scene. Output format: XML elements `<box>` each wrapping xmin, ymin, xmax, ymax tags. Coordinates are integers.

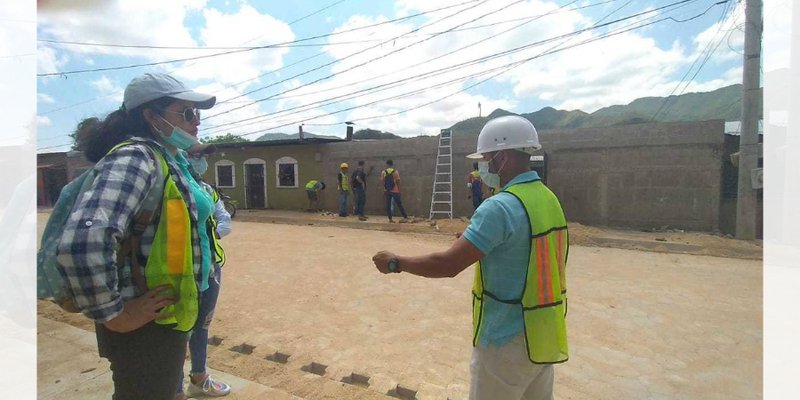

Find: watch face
<box><xmin>388</xmin><ymin>259</ymin><xmax>398</xmax><ymax>272</ymax></box>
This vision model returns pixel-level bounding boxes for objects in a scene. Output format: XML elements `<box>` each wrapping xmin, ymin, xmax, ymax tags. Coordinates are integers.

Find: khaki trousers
<box><xmin>470</xmin><ymin>334</ymin><xmax>554</xmax><ymax>400</ymax></box>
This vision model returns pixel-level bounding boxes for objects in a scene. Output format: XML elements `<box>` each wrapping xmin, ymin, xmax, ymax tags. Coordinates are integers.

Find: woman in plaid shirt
<box><xmin>57</xmin><ymin>73</ymin><xmax>218</xmax><ymax>400</ymax></box>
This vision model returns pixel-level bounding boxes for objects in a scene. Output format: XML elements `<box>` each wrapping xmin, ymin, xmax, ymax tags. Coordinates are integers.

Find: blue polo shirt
<box><xmin>462</xmin><ymin>170</ymin><xmax>541</xmax><ymax>347</ymax></box>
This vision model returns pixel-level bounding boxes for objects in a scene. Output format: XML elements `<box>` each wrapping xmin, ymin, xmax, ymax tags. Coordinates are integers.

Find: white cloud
<box><xmin>36</xmin><ymin>116</ymin><xmax>52</xmax><ymax>127</ymax></box>
<box><xmin>89</xmin><ymin>76</ymin><xmax>125</xmax><ymax>103</ymax></box>
<box><xmin>174</xmin><ymin>4</ymin><xmax>295</xmax><ymax>85</ymax></box>
<box><xmin>38</xmin><ymin>0</ymin><xmax>207</xmax><ymax>62</ymax></box>
<box><xmin>36</xmin><ymin>46</ymin><xmax>69</xmax><ymax>75</ymax></box>
<box><xmin>37</xmin><ymin>93</ymin><xmax>56</xmax><ymax>104</ymax></box>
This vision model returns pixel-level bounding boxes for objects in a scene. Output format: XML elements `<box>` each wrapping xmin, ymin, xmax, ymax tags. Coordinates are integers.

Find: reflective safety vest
<box><xmin>470</xmin><ymin>170</ymin><xmax>481</xmax><ymax>180</ymax></box>
<box><xmin>472</xmin><ymin>179</ymin><xmax>569</xmax><ymax>364</ymax></box>
<box><xmin>306</xmin><ymin>180</ymin><xmax>319</xmax><ymax>190</ymax></box>
<box><xmin>338</xmin><ymin>172</ymin><xmax>351</xmax><ymax>191</ymax></box>
<box><xmin>208</xmin><ymin>187</ymin><xmax>226</xmax><ymax>267</ymax></box>
<box><xmin>141</xmin><ymin>149</ymin><xmax>199</xmax><ymax>332</ymax></box>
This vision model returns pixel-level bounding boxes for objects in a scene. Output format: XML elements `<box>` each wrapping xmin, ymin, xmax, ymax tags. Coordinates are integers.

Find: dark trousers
<box><xmin>96</xmin><ymin>321</ymin><xmax>188</xmax><ymax>400</ymax></box>
<box><xmin>354</xmin><ymin>187</ymin><xmax>366</xmax><ymax>216</ymax></box>
<box><xmin>385</xmin><ymin>191</ymin><xmax>408</xmax><ymax>220</ymax></box>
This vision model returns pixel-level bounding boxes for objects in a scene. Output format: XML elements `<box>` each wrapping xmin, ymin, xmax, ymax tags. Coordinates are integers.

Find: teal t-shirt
<box><xmin>462</xmin><ymin>170</ymin><xmax>541</xmax><ymax>347</ymax></box>
<box><xmin>170</xmin><ymin>151</ymin><xmax>214</xmax><ymax>292</ymax></box>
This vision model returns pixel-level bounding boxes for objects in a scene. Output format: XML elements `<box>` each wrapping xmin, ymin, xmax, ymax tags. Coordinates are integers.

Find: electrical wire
<box><xmin>201</xmin><ymin>0</ymin><xmax>700</xmax><ymax>135</ymax></box>
<box><xmin>214</xmin><ymin>0</ymin><xmax>717</xmax><ymax>139</ymax></box>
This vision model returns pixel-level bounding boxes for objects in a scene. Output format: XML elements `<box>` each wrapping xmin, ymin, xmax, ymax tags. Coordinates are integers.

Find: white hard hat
<box><xmin>466</xmin><ymin>115</ymin><xmax>541</xmax><ymax>159</ymax></box>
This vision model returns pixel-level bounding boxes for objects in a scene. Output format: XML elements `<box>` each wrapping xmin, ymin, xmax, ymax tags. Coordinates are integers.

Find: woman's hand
<box><xmin>104</xmin><ymin>285</ymin><xmax>176</xmax><ymax>333</ymax></box>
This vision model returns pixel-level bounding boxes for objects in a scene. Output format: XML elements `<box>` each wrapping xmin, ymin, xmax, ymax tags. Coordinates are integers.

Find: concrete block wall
<box><xmin>315</xmin><ymin>120</ymin><xmax>727</xmax><ymax>232</ymax></box>
<box><xmin>540</xmin><ymin>120</ymin><xmax>726</xmax><ymax>231</ymax></box>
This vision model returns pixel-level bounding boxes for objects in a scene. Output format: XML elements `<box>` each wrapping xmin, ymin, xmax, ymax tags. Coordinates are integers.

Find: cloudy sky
<box><xmin>34</xmin><ymin>0</ymin><xmax>788</xmax><ymax>151</ymax></box>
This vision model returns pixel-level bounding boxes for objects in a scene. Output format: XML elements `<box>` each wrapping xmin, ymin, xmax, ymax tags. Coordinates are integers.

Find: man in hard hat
<box><xmin>372</xmin><ymin>115</ymin><xmax>568</xmax><ymax>400</ymax></box>
<box><xmin>337</xmin><ymin>162</ymin><xmax>351</xmax><ymax>217</ymax></box>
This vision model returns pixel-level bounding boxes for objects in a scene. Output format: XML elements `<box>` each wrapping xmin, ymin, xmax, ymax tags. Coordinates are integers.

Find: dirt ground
<box><xmin>37</xmin><ymin>211</ymin><xmax>762</xmax><ymax>399</ymax></box>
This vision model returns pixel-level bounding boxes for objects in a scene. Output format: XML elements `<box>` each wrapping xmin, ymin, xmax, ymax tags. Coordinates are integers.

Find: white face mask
<box><xmin>478</xmin><ymin>161</ymin><xmax>500</xmax><ymax>189</ymax></box>
<box><xmin>154</xmin><ymin>116</ymin><xmax>199</xmax><ymax>150</ymax></box>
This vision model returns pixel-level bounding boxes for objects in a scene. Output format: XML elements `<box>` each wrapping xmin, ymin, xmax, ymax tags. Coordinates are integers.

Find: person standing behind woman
<box><xmin>175</xmin><ymin>150</ymin><xmax>233</xmax><ymax>399</ymax></box>
<box><xmin>57</xmin><ymin>72</ymin><xmax>217</xmax><ymax>400</ymax></box>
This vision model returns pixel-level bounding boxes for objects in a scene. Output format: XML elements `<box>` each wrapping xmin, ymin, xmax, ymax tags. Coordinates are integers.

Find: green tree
<box><xmin>201</xmin><ymin>133</ymin><xmax>249</xmax><ymax>144</ymax></box>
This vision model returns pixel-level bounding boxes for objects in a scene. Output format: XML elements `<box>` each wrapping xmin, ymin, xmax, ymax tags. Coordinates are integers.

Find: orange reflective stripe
<box><xmin>166</xmin><ymin>199</ymin><xmax>187</xmax><ymax>275</ymax></box>
<box><xmin>535</xmin><ymin>237</ymin><xmax>545</xmax><ymax>304</ymax></box>
<box><xmin>543</xmin><ymin>235</ymin><xmax>553</xmax><ymax>303</ymax></box>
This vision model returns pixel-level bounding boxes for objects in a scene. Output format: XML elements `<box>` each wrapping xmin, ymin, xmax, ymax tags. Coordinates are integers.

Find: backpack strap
<box><xmin>110</xmin><ymin>140</ymin><xmax>169</xmax><ymax>294</ymax></box>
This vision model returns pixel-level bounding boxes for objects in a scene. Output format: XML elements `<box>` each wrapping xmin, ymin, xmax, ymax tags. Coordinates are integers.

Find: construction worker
<box><xmin>381</xmin><ymin>159</ymin><xmax>409</xmax><ymax>223</ymax></box>
<box><xmin>337</xmin><ymin>162</ymin><xmax>351</xmax><ymax>217</ymax></box>
<box><xmin>372</xmin><ymin>115</ymin><xmax>568</xmax><ymax>400</ymax></box>
<box><xmin>305</xmin><ymin>180</ymin><xmax>325</xmax><ymax>211</ymax></box>
<box><xmin>351</xmin><ymin>160</ymin><xmax>368</xmax><ymax>221</ymax></box>
<box><xmin>467</xmin><ymin>162</ymin><xmax>485</xmax><ymax>211</ymax></box>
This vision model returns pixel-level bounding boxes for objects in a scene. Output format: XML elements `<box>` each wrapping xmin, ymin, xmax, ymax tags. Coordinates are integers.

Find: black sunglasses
<box><xmin>163</xmin><ymin>107</ymin><xmax>201</xmax><ymax>123</ymax></box>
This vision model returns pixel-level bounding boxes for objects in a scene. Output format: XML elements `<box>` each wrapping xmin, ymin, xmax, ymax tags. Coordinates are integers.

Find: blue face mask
<box><xmin>155</xmin><ymin>116</ymin><xmax>199</xmax><ymax>150</ymax></box>
<box><xmin>188</xmin><ymin>156</ymin><xmax>208</xmax><ymax>175</ymax></box>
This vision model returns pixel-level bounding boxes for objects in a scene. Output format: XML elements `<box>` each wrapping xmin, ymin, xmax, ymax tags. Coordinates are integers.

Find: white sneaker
<box><xmin>188</xmin><ymin>374</ymin><xmax>231</xmax><ymax>397</ymax></box>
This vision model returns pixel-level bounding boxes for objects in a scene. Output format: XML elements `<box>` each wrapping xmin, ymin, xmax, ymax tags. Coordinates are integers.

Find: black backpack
<box><xmin>383</xmin><ymin>168</ymin><xmax>396</xmax><ymax>191</ymax></box>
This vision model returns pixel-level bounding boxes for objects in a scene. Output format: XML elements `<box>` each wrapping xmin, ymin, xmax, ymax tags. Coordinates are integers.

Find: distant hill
<box><xmin>254</xmin><ymin>132</ymin><xmax>339</xmax><ymax>141</ymax></box>
<box><xmin>449</xmin><ymin>84</ymin><xmax>749</xmax><ymax>135</ymax></box>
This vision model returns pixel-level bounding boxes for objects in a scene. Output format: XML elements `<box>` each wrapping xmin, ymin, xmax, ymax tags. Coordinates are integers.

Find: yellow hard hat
<box><xmin>340</xmin><ymin>162</ymin><xmax>349</xmax><ymax>169</ymax></box>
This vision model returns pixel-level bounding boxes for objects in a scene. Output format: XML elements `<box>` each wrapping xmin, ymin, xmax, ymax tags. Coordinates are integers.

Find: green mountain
<box><xmin>449</xmin><ymin>84</ymin><xmax>747</xmax><ymax>135</ymax></box>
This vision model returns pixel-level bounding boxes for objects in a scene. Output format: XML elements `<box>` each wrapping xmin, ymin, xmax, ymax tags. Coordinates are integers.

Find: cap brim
<box><xmin>466</xmin><ymin>152</ymin><xmax>483</xmax><ymax>159</ymax></box>
<box><xmin>171</xmin><ymin>90</ymin><xmax>216</xmax><ymax>109</ymax></box>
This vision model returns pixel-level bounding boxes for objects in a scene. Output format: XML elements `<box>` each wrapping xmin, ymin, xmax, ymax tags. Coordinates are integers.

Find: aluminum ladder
<box><xmin>429</xmin><ymin>128</ymin><xmax>453</xmax><ymax>219</ymax></box>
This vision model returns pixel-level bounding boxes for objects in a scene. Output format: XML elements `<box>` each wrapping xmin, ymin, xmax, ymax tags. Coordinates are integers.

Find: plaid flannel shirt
<box><xmin>56</xmin><ymin>137</ymin><xmax>203</xmax><ymax>323</ymax></box>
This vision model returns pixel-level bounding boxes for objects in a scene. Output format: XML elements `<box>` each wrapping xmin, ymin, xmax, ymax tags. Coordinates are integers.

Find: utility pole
<box><xmin>736</xmin><ymin>0</ymin><xmax>762</xmax><ymax>240</ymax></box>
<box><xmin>478</xmin><ymin>102</ymin><xmax>482</xmax><ymax>117</ymax></box>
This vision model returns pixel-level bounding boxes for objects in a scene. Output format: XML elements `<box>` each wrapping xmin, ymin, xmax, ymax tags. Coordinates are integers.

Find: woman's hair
<box><xmin>80</xmin><ymin>97</ymin><xmax>175</xmax><ymax>162</ymax></box>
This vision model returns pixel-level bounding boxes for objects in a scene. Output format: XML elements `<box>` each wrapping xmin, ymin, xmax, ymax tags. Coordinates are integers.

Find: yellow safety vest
<box><xmin>208</xmin><ymin>188</ymin><xmax>226</xmax><ymax>267</ymax></box>
<box><xmin>470</xmin><ymin>170</ymin><xmax>481</xmax><ymax>180</ymax></box>
<box><xmin>472</xmin><ymin>179</ymin><xmax>569</xmax><ymax>364</ymax></box>
<box><xmin>306</xmin><ymin>180</ymin><xmax>319</xmax><ymax>190</ymax></box>
<box><xmin>136</xmin><ymin>148</ymin><xmax>199</xmax><ymax>332</ymax></box>
<box><xmin>338</xmin><ymin>172</ymin><xmax>350</xmax><ymax>191</ymax></box>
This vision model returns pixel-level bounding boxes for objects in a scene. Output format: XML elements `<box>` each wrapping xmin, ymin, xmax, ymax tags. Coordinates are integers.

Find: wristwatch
<box><xmin>388</xmin><ymin>257</ymin><xmax>401</xmax><ymax>273</ymax></box>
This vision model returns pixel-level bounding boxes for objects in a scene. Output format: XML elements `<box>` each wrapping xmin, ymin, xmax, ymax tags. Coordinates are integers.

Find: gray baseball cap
<box><xmin>123</xmin><ymin>73</ymin><xmax>216</xmax><ymax>111</ymax></box>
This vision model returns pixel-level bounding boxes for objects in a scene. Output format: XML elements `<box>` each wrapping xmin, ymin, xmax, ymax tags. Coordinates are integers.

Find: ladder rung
<box><xmin>434</xmin><ymin>182</ymin><xmax>451</xmax><ymax>185</ymax></box>
<box><xmin>433</xmin><ymin>192</ymin><xmax>451</xmax><ymax>195</ymax></box>
<box><xmin>432</xmin><ymin>201</ymin><xmax>451</xmax><ymax>204</ymax></box>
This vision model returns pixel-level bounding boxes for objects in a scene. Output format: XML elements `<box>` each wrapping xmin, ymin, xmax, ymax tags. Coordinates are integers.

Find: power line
<box><xmin>206</xmin><ymin>0</ymin><xmax>524</xmax><ymax>118</ymax></box>
<box><xmin>214</xmin><ymin>0</ymin><xmax>712</xmax><ymax>139</ymax></box>
<box><xmin>201</xmin><ymin>0</ymin><xmax>594</xmax><ymax>134</ymax></box>
<box><xmin>36</xmin><ymin>0</ymin><xmax>481</xmax><ymax>78</ymax></box>
<box><xmin>201</xmin><ymin>0</ymin><xmax>700</xmax><ymax>135</ymax></box>
<box><xmin>36</xmin><ymin>0</ymin><xmax>484</xmax><ymax>117</ymax></box>
<box><xmin>650</xmin><ymin>0</ymin><xmax>736</xmax><ymax>121</ymax></box>
<box><xmin>226</xmin><ymin>0</ymin><xmax>616</xmax><ymax>103</ymax></box>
